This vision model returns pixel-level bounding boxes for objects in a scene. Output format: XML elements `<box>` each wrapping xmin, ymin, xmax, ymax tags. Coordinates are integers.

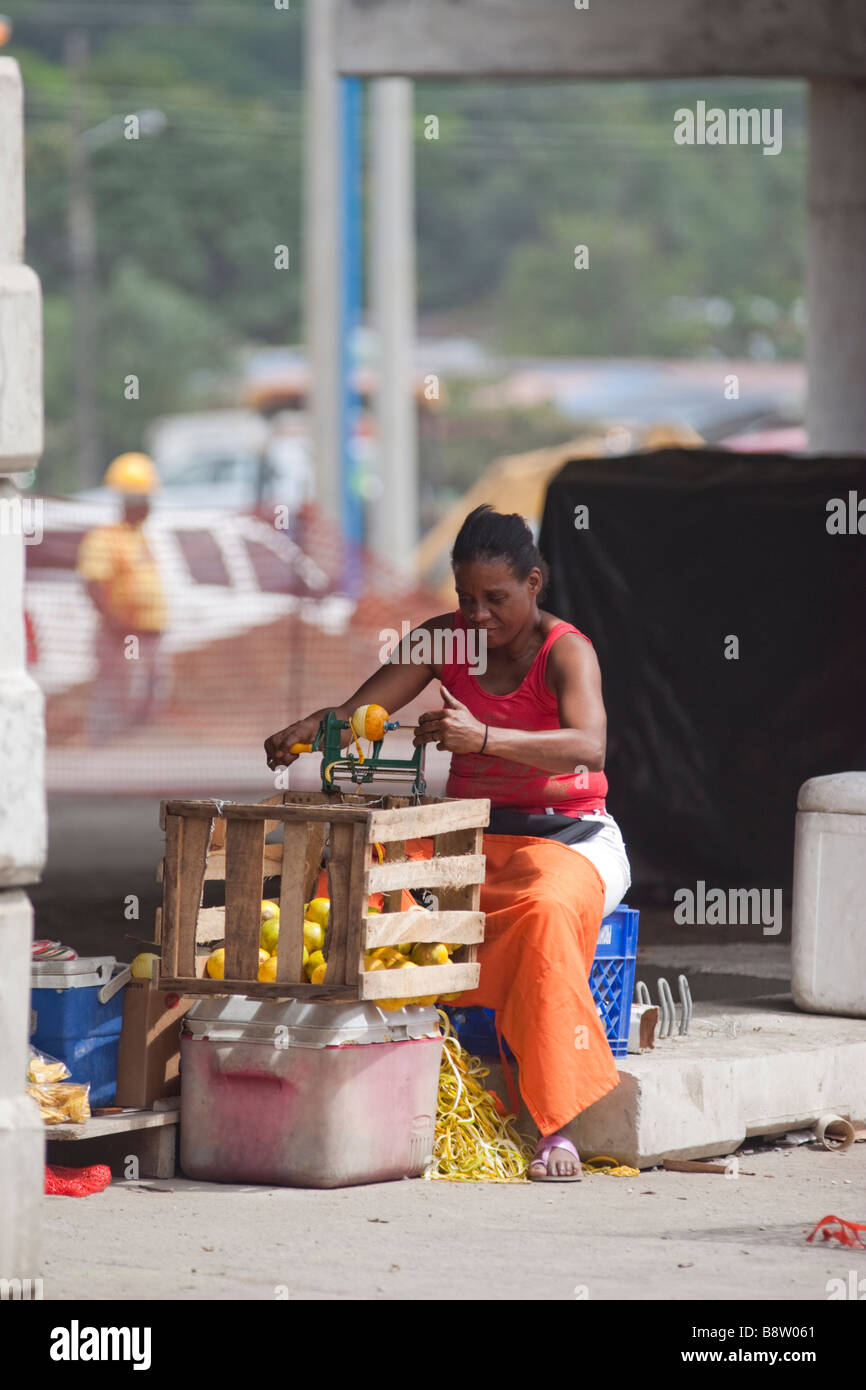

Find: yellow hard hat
<box><xmin>104</xmin><ymin>452</ymin><xmax>160</xmax><ymax>494</ymax></box>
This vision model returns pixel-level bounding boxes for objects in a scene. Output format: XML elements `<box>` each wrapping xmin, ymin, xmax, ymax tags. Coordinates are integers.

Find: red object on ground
<box><xmin>806</xmin><ymin>1214</ymin><xmax>866</xmax><ymax>1248</ymax></box>
<box><xmin>45</xmin><ymin>1163</ymin><xmax>112</xmax><ymax>1197</ymax></box>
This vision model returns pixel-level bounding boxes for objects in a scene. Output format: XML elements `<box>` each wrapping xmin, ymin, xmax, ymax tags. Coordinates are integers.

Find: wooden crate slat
<box><xmin>224</xmin><ymin>819</ymin><xmax>267</xmax><ymax>980</ymax></box>
<box><xmin>363</xmin><ymin>909</ymin><xmax>484</xmax><ymax>949</ymax></box>
<box><xmin>176</xmin><ymin>814</ymin><xmax>213</xmax><ymax>978</ymax></box>
<box><xmin>368</xmin><ymin>853</ymin><xmax>485</xmax><ymax>894</ymax></box>
<box><xmin>160</xmin><ymin>814</ymin><xmax>182</xmax><ymax>976</ymax></box>
<box><xmin>161</xmin><ymin>975</ymin><xmax>356</xmax><ymax>1000</ymax></box>
<box><xmin>163</xmin><ymin>800</ymin><xmax>369</xmax><ymax>824</ymax></box>
<box><xmin>367</xmin><ymin>798</ymin><xmax>490</xmax><ymax>842</ymax></box>
<box><xmin>359</xmin><ymin>961</ymin><xmax>479</xmax><ymax>1000</ymax></box>
<box><xmin>382</xmin><ymin>837</ymin><xmax>404</xmax><ymax>914</ymax></box>
<box><xmin>343</xmin><ymin>822</ymin><xmax>371</xmax><ymax>986</ymax></box>
<box><xmin>325</xmin><ymin>821</ymin><xmax>355</xmax><ymax>985</ymax></box>
<box><xmin>275</xmin><ymin>822</ymin><xmax>310</xmax><ymax>984</ymax></box>
<box><xmin>434</xmin><ymin>826</ymin><xmax>484</xmax><ymax>961</ymax></box>
<box><xmin>304</xmin><ymin>821</ymin><xmax>328</xmax><ymax>901</ymax></box>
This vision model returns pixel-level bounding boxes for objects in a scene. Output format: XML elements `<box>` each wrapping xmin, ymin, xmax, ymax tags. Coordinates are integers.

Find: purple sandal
<box><xmin>527</xmin><ymin>1135</ymin><xmax>583</xmax><ymax>1182</ymax></box>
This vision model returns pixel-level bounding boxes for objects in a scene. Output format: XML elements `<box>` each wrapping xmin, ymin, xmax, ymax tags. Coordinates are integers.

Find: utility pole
<box><xmin>304</xmin><ymin>0</ymin><xmax>341</xmax><ymax>524</ymax></box>
<box><xmin>369</xmin><ymin>79</ymin><xmax>418</xmax><ymax>570</ymax></box>
<box><xmin>66</xmin><ymin>28</ymin><xmax>101</xmax><ymax>490</ymax></box>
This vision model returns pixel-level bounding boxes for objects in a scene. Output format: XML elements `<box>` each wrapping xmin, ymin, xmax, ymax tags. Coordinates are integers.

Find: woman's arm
<box><xmin>413</xmin><ymin>633</ymin><xmax>606</xmax><ymax>775</ymax></box>
<box><xmin>264</xmin><ymin>615</ymin><xmax>452</xmax><ymax>768</ymax></box>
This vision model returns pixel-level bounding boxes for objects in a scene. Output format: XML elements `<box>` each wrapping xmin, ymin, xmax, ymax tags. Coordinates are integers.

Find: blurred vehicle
<box><xmin>25</xmin><ymin>499</ymin><xmax>353</xmax><ymax>698</ymax></box>
<box><xmin>76</xmin><ymin>410</ymin><xmax>316</xmax><ymax>513</ymax></box>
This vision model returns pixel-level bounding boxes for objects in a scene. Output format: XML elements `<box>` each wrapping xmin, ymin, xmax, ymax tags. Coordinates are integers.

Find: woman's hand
<box><xmin>264</xmin><ymin>712</ymin><xmax>327</xmax><ymax>769</ymax></box>
<box><xmin>413</xmin><ymin>685</ymin><xmax>487</xmax><ymax>754</ymax></box>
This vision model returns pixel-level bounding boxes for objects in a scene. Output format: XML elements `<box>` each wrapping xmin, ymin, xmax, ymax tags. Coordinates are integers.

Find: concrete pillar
<box><xmin>0</xmin><ymin>56</ymin><xmax>46</xmax><ymax>1284</ymax></box>
<box><xmin>369</xmin><ymin>79</ymin><xmax>418</xmax><ymax>569</ymax></box>
<box><xmin>806</xmin><ymin>81</ymin><xmax>866</xmax><ymax>453</ymax></box>
<box><xmin>304</xmin><ymin>0</ymin><xmax>341</xmax><ymax>522</ymax></box>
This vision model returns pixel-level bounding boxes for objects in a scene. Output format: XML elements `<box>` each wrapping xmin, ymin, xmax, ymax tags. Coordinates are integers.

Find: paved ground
<box><xmin>42</xmin><ymin>1143</ymin><xmax>866</xmax><ymax>1301</ymax></box>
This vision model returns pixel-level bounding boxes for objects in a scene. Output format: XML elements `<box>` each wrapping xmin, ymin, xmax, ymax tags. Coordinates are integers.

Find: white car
<box><xmin>25</xmin><ymin>499</ymin><xmax>354</xmax><ymax>697</ymax></box>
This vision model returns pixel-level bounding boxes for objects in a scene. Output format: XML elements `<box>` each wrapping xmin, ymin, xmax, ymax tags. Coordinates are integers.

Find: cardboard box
<box><xmin>115</xmin><ymin>979</ymin><xmax>196</xmax><ymax>1109</ymax></box>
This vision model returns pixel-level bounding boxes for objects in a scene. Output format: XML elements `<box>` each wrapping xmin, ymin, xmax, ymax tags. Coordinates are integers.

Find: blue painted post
<box><xmin>339</xmin><ymin>76</ymin><xmax>363</xmax><ymax>593</ymax></box>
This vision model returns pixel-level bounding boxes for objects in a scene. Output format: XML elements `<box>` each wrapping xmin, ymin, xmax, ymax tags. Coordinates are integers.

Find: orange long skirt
<box><xmin>453</xmin><ymin>833</ymin><xmax>622</xmax><ymax>1135</ymax></box>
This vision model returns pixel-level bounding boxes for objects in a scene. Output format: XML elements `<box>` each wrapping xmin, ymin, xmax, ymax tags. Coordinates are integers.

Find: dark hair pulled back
<box><xmin>451</xmin><ymin>504</ymin><xmax>549</xmax><ymax>597</ymax></box>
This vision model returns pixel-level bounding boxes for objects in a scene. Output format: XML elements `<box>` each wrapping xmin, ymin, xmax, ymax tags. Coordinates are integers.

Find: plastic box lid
<box><xmin>31</xmin><ymin>955</ymin><xmax>118</xmax><ymax>991</ymax></box>
<box><xmin>182</xmin><ymin>996</ymin><xmax>442</xmax><ymax>1049</ymax></box>
<box><xmin>798</xmin><ymin>773</ymin><xmax>866</xmax><ymax>814</ymax></box>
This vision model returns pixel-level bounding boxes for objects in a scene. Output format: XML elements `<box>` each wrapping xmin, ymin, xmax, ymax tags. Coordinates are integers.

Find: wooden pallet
<box><xmin>156</xmin><ymin>792</ymin><xmax>489</xmax><ymax>1002</ymax></box>
<box><xmin>46</xmin><ymin>1109</ymin><xmax>179</xmax><ymax>1180</ymax></box>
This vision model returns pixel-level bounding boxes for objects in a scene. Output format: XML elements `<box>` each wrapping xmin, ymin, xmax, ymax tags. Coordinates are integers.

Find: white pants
<box><xmin>567</xmin><ymin>811</ymin><xmax>632</xmax><ymax>917</ymax></box>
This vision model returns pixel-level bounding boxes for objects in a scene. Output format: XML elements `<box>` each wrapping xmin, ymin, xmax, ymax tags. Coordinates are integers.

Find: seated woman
<box><xmin>264</xmin><ymin>504</ymin><xmax>630</xmax><ymax>1182</ymax></box>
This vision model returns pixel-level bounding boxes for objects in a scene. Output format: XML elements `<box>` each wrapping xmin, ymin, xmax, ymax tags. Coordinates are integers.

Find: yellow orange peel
<box><xmin>582</xmin><ymin>1154</ymin><xmax>640</xmax><ymax>1177</ymax></box>
<box><xmin>424</xmin><ymin>1010</ymin><xmax>536</xmax><ymax>1183</ymax></box>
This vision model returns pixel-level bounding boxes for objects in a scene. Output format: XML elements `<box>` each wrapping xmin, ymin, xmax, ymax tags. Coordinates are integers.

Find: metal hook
<box><xmin>657</xmin><ymin>977</ymin><xmax>676</xmax><ymax>1038</ymax></box>
<box><xmin>677</xmin><ymin>974</ymin><xmax>693</xmax><ymax>1035</ymax></box>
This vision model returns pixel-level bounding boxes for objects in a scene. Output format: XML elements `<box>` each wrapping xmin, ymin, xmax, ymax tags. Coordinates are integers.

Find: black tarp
<box><xmin>538</xmin><ymin>448</ymin><xmax>866</xmax><ymax>899</ymax></box>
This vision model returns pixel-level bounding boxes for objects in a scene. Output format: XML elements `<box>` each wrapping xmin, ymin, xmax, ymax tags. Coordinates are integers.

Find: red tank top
<box><xmin>440</xmin><ymin>612</ymin><xmax>608</xmax><ymax>815</ymax></box>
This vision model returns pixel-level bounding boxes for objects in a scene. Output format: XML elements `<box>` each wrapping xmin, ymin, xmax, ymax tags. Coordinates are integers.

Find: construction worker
<box><xmin>76</xmin><ymin>453</ymin><xmax>168</xmax><ymax>745</ymax></box>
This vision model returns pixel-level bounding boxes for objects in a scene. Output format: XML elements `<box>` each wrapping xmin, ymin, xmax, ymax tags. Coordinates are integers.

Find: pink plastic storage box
<box><xmin>180</xmin><ymin>997</ymin><xmax>443</xmax><ymax>1188</ymax></box>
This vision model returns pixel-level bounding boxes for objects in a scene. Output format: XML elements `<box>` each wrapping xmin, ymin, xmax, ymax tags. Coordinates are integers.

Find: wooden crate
<box><xmin>156</xmin><ymin>791</ymin><xmax>490</xmax><ymax>1002</ymax></box>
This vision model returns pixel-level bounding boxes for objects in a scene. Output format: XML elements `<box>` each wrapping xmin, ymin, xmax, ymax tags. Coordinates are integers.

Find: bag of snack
<box><xmin>27</xmin><ymin>1080</ymin><xmax>91</xmax><ymax>1125</ymax></box>
<box><xmin>27</xmin><ymin>1048</ymin><xmax>71</xmax><ymax>1085</ymax></box>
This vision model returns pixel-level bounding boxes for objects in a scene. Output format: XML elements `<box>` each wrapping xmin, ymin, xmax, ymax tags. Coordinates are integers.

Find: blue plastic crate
<box><xmin>443</xmin><ymin>904</ymin><xmax>639</xmax><ymax>1063</ymax></box>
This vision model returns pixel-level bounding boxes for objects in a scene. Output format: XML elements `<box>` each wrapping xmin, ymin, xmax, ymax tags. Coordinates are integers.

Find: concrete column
<box><xmin>369</xmin><ymin>79</ymin><xmax>418</xmax><ymax>568</ymax></box>
<box><xmin>806</xmin><ymin>81</ymin><xmax>866</xmax><ymax>453</ymax></box>
<box><xmin>0</xmin><ymin>56</ymin><xmax>46</xmax><ymax>1284</ymax></box>
<box><xmin>304</xmin><ymin>0</ymin><xmax>341</xmax><ymax>522</ymax></box>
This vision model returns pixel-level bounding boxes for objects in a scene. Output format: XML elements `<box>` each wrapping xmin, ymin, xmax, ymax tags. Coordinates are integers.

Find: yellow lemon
<box><xmin>411</xmin><ymin>995</ymin><xmax>438</xmax><ymax>1007</ymax></box>
<box><xmin>390</xmin><ymin>958</ymin><xmax>418</xmax><ymax>971</ymax></box>
<box><xmin>206</xmin><ymin>947</ymin><xmax>225</xmax><ymax>980</ymax></box>
<box><xmin>368</xmin><ymin>946</ymin><xmax>402</xmax><ymax>967</ymax></box>
<box><xmin>376</xmin><ymin>996</ymin><xmax>408</xmax><ymax>1012</ymax></box>
<box><xmin>305</xmin><ymin>949</ymin><xmax>325</xmax><ymax>981</ymax></box>
<box><xmin>303</xmin><ymin>920</ymin><xmax>325</xmax><ymax>953</ymax></box>
<box><xmin>261</xmin><ymin>900</ymin><xmax>280</xmax><ymax>923</ymax></box>
<box><xmin>440</xmin><ymin>991</ymin><xmax>462</xmax><ymax>1003</ymax></box>
<box><xmin>258</xmin><ymin>955</ymin><xmax>278</xmax><ymax>982</ymax></box>
<box><xmin>303</xmin><ymin>945</ymin><xmax>310</xmax><ymax>967</ymax></box>
<box><xmin>130</xmin><ymin>952</ymin><xmax>159</xmax><ymax>980</ymax></box>
<box><xmin>410</xmin><ymin>942</ymin><xmax>449</xmax><ymax>967</ymax></box>
<box><xmin>260</xmin><ymin>919</ymin><xmax>280</xmax><ymax>955</ymax></box>
<box><xmin>258</xmin><ymin>948</ymin><xmax>270</xmax><ymax>964</ymax></box>
<box><xmin>396</xmin><ymin>942</ymin><xmax>414</xmax><ymax>956</ymax></box>
<box><xmin>310</xmin><ymin>961</ymin><xmax>327</xmax><ymax>985</ymax></box>
<box><xmin>305</xmin><ymin>898</ymin><xmax>330</xmax><ymax>931</ymax></box>
<box><xmin>364</xmin><ymin>955</ymin><xmax>387</xmax><ymax>972</ymax></box>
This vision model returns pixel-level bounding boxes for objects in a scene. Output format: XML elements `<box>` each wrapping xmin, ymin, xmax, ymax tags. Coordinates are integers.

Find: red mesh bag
<box><xmin>45</xmin><ymin>1163</ymin><xmax>112</xmax><ymax>1197</ymax></box>
<box><xmin>806</xmin><ymin>1214</ymin><xmax>866</xmax><ymax>1248</ymax></box>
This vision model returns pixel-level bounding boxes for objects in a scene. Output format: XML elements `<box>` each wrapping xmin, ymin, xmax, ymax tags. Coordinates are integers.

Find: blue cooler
<box><xmin>30</xmin><ymin>956</ymin><xmax>130</xmax><ymax>1106</ymax></box>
